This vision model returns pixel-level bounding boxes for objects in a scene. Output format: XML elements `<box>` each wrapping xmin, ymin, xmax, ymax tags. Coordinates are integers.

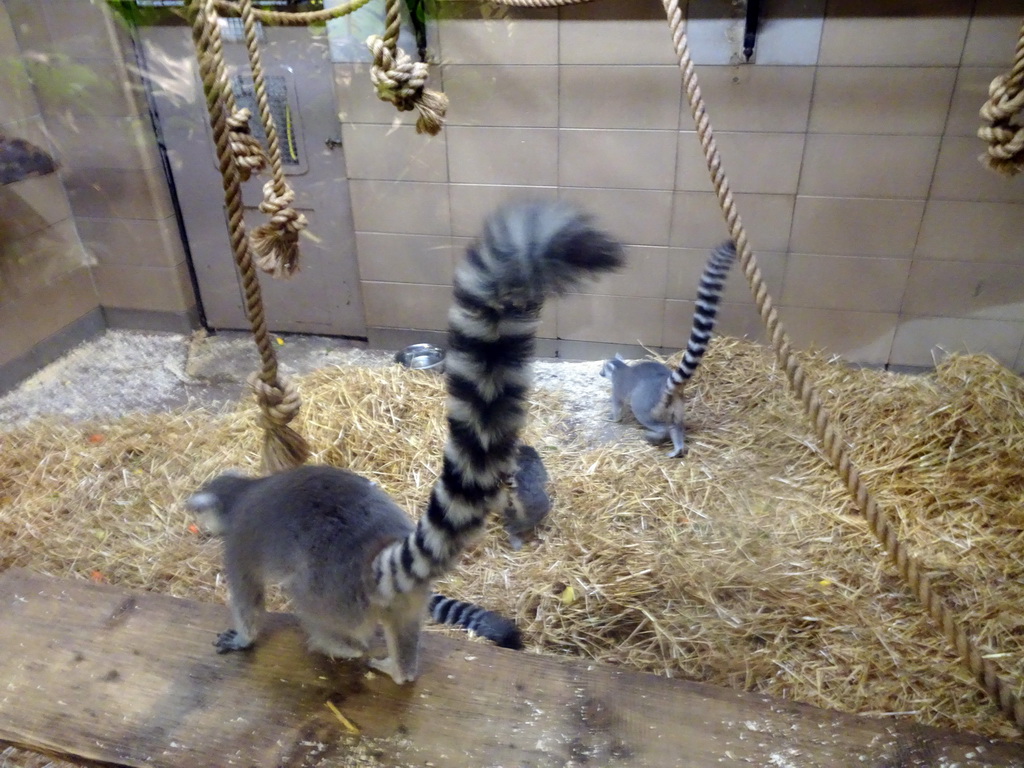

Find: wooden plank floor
<box><xmin>1</xmin><ymin>568</ymin><xmax>1021</xmax><ymax>768</ymax></box>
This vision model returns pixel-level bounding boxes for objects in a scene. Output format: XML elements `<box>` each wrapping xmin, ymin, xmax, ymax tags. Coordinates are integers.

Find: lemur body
<box><xmin>600</xmin><ymin>242</ymin><xmax>736</xmax><ymax>457</ymax></box>
<box><xmin>188</xmin><ymin>202</ymin><xmax>623</xmax><ymax>683</ymax></box>
<box><xmin>502</xmin><ymin>444</ymin><xmax>551</xmax><ymax>550</ymax></box>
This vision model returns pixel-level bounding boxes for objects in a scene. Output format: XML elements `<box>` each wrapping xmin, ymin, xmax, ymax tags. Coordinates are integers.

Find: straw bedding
<box><xmin>2</xmin><ymin>338</ymin><xmax>1023</xmax><ymax>767</ymax></box>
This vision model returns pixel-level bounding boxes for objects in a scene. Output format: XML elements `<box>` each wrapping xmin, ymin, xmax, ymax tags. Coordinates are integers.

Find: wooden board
<box><xmin>1</xmin><ymin>568</ymin><xmax>1021</xmax><ymax>768</ymax></box>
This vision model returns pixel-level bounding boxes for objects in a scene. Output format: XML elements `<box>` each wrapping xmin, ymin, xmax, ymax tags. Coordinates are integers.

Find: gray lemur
<box><xmin>600</xmin><ymin>241</ymin><xmax>736</xmax><ymax>457</ymax></box>
<box><xmin>187</xmin><ymin>201</ymin><xmax>624</xmax><ymax>684</ymax></box>
<box><xmin>501</xmin><ymin>444</ymin><xmax>551</xmax><ymax>550</ymax></box>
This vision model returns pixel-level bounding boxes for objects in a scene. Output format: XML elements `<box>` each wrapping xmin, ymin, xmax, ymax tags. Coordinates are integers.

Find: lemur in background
<box><xmin>600</xmin><ymin>242</ymin><xmax>736</xmax><ymax>457</ymax></box>
<box><xmin>188</xmin><ymin>202</ymin><xmax>624</xmax><ymax>683</ymax></box>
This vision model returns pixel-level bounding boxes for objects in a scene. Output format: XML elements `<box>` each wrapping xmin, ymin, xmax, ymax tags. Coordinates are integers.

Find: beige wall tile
<box><xmin>901</xmin><ymin>260</ymin><xmax>1024</xmax><ymax>320</ymax></box>
<box><xmin>447</xmin><ymin>126</ymin><xmax>557</xmax><ymax>185</ymax></box>
<box><xmin>361</xmin><ymin>281</ymin><xmax>451</xmax><ymax>330</ymax></box>
<box><xmin>558</xmin><ymin>293</ymin><xmax>663</xmax><ymax>346</ymax></box>
<box><xmin>349</xmin><ymin>180</ymin><xmax>450</xmax><ymax>236</ymax></box>
<box><xmin>0</xmin><ymin>218</ymin><xmax>91</xmax><ymax>296</ymax></box>
<box><xmin>781</xmin><ymin>253</ymin><xmax>910</xmax><ymax>312</ymax></box>
<box><xmin>777</xmin><ymin>305</ymin><xmax>898</xmax><ymax>364</ymax></box>
<box><xmin>663</xmin><ymin>300</ymin><xmax>766</xmax><ymax>347</ymax></box>
<box><xmin>676</xmin><ymin>132</ymin><xmax>804</xmax><ymax>194</ymax></box>
<box><xmin>809</xmin><ymin>67</ymin><xmax>957</xmax><ymax>135</ymax></box>
<box><xmin>916</xmin><ymin>200</ymin><xmax>1024</xmax><ymax>262</ymax></box>
<box><xmin>560</xmin><ymin>129</ymin><xmax>677</xmax><ymax>190</ymax></box>
<box><xmin>559</xmin><ymin>0</ymin><xmax>678</xmax><ymax>65</ymax></box>
<box><xmin>92</xmin><ymin>261</ymin><xmax>196</xmax><ymax>313</ymax></box>
<box><xmin>450</xmin><ymin>184</ymin><xmax>558</xmax><ymax>237</ymax></box>
<box><xmin>438</xmin><ymin>5</ymin><xmax>558</xmax><ymax>66</ymax></box>
<box><xmin>76</xmin><ymin>216</ymin><xmax>186</xmax><ymax>269</ymax></box>
<box><xmin>666</xmin><ymin>248</ymin><xmax>786</xmax><ymax>303</ymax></box>
<box><xmin>561</xmin><ymin>66</ymin><xmax>682</xmax><ymax>130</ymax></box>
<box><xmin>945</xmin><ymin>67</ymin><xmax>1004</xmax><ymax>137</ymax></box>
<box><xmin>0</xmin><ymin>13</ymin><xmax>36</xmax><ymax>127</ymax></box>
<box><xmin>819</xmin><ymin>0</ymin><xmax>971</xmax><ymax>66</ymax></box>
<box><xmin>688</xmin><ymin>66</ymin><xmax>815</xmax><ymax>133</ymax></box>
<box><xmin>442</xmin><ymin>65</ymin><xmax>558</xmax><ymax>127</ymax></box>
<box><xmin>798</xmin><ymin>134</ymin><xmax>940</xmax><ymax>199</ymax></box>
<box><xmin>561</xmin><ymin>187</ymin><xmax>673</xmax><ymax>247</ymax></box>
<box><xmin>891</xmin><ymin>315</ymin><xmax>1024</xmax><ymax>368</ymax></box>
<box><xmin>671</xmin><ymin>192</ymin><xmax>794</xmax><ymax>252</ymax></box>
<box><xmin>34</xmin><ymin>57</ymin><xmax>143</xmax><ymax>119</ymax></box>
<box><xmin>354</xmin><ymin>233</ymin><xmax>455</xmax><ymax>284</ymax></box>
<box><xmin>790</xmin><ymin>197</ymin><xmax>925</xmax><ymax>256</ymax></box>
<box><xmin>0</xmin><ymin>266</ymin><xmax>97</xmax><ymax>363</ymax></box>
<box><xmin>64</xmin><ymin>167</ymin><xmax>174</xmax><ymax>220</ymax></box>
<box><xmin>48</xmin><ymin>115</ymin><xmax>161</xmax><ymax>173</ymax></box>
<box><xmin>0</xmin><ymin>174</ymin><xmax>73</xmax><ymax>242</ymax></box>
<box><xmin>4</xmin><ymin>0</ymin><xmax>49</xmax><ymax>55</ymax></box>
<box><xmin>341</xmin><ymin>124</ymin><xmax>447</xmax><ymax>182</ymax></box>
<box><xmin>566</xmin><ymin>244</ymin><xmax>668</xmax><ymax>298</ymax></box>
<box><xmin>41</xmin><ymin>0</ymin><xmax>115</xmax><ymax>58</ymax></box>
<box><xmin>962</xmin><ymin>0</ymin><xmax>1023</xmax><ymax>66</ymax></box>
<box><xmin>932</xmin><ymin>136</ymin><xmax>1024</xmax><ymax>203</ymax></box>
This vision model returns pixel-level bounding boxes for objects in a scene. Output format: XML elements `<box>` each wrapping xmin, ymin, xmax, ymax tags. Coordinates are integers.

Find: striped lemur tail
<box><xmin>372</xmin><ymin>202</ymin><xmax>624</xmax><ymax>601</ymax></box>
<box><xmin>430</xmin><ymin>593</ymin><xmax>524</xmax><ymax>650</ymax></box>
<box><xmin>665</xmin><ymin>241</ymin><xmax>737</xmax><ymax>395</ymax></box>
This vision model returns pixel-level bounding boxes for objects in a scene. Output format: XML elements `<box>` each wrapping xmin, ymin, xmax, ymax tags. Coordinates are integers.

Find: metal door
<box><xmin>139</xmin><ymin>22</ymin><xmax>366</xmax><ymax>337</ymax></box>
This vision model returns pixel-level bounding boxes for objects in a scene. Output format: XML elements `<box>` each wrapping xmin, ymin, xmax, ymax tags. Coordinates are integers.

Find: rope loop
<box><xmin>251</xmin><ymin>180</ymin><xmax>307</xmax><ymax>278</ymax></box>
<box><xmin>366</xmin><ymin>34</ymin><xmax>448</xmax><ymax>135</ymax></box>
<box><xmin>226</xmin><ymin>107</ymin><xmax>268</xmax><ymax>181</ymax></box>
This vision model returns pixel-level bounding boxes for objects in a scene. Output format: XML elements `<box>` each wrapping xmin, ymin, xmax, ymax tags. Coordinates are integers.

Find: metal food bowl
<box><xmin>395</xmin><ymin>343</ymin><xmax>446</xmax><ymax>372</ymax></box>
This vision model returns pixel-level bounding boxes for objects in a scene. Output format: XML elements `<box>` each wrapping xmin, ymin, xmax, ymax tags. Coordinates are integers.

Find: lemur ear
<box><xmin>614</xmin><ymin>353</ymin><xmax>625</xmax><ymax>361</ymax></box>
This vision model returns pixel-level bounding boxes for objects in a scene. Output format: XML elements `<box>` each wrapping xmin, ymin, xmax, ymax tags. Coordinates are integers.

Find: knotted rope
<box><xmin>659</xmin><ymin>0</ymin><xmax>1024</xmax><ymax>730</ymax></box>
<box><xmin>224</xmin><ymin>107</ymin><xmax>267</xmax><ymax>183</ymax></box>
<box><xmin>235</xmin><ymin>0</ymin><xmax>307</xmax><ymax>277</ymax></box>
<box><xmin>189</xmin><ymin>0</ymin><xmax>309</xmax><ymax>472</ymax></box>
<box><xmin>978</xmin><ymin>17</ymin><xmax>1024</xmax><ymax>176</ymax></box>
<box><xmin>365</xmin><ymin>0</ymin><xmax>447</xmax><ymax>135</ymax></box>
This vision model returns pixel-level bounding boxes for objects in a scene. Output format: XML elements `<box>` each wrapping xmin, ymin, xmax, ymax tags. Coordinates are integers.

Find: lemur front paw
<box><xmin>214</xmin><ymin>629</ymin><xmax>253</xmax><ymax>654</ymax></box>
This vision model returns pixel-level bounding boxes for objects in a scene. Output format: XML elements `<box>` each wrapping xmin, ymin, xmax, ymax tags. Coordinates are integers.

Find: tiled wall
<box><xmin>336</xmin><ymin>0</ymin><xmax>1024</xmax><ymax>370</ymax></box>
<box><xmin>2</xmin><ymin>0</ymin><xmax>196</xmax><ymax>355</ymax></box>
<box><xmin>0</xmin><ymin>0</ymin><xmax>99</xmax><ymax>388</ymax></box>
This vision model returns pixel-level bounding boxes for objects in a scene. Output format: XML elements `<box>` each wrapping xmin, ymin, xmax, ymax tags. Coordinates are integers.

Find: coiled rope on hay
<box><xmin>978</xmin><ymin>16</ymin><xmax>1024</xmax><ymax>176</ymax></box>
<box><xmin>188</xmin><ymin>0</ymin><xmax>309</xmax><ymax>473</ymax></box>
<box><xmin>487</xmin><ymin>0</ymin><xmax>1024</xmax><ymax>730</ymax></box>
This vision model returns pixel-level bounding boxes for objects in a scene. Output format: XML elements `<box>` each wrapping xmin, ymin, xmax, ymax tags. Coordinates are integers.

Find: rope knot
<box><xmin>227</xmin><ymin>107</ymin><xmax>268</xmax><ymax>181</ymax></box>
<box><xmin>248</xmin><ymin>371</ymin><xmax>302</xmax><ymax>428</ymax></box>
<box><xmin>247</xmin><ymin>370</ymin><xmax>310</xmax><ymax>472</ymax></box>
<box><xmin>252</xmin><ymin>180</ymin><xmax>308</xmax><ymax>278</ymax></box>
<box><xmin>977</xmin><ymin>70</ymin><xmax>1024</xmax><ymax>175</ymax></box>
<box><xmin>365</xmin><ymin>34</ymin><xmax>448</xmax><ymax>135</ymax></box>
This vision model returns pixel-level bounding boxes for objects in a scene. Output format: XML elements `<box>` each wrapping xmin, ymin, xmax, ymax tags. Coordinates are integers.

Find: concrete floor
<box><xmin>0</xmin><ymin>329</ymin><xmax>391</xmax><ymax>428</ymax></box>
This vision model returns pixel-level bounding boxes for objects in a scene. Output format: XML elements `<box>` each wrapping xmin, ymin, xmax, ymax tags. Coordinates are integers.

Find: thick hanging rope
<box><xmin>659</xmin><ymin>0</ymin><xmax>1024</xmax><ymax>731</ymax></box>
<box><xmin>189</xmin><ymin>0</ymin><xmax>309</xmax><ymax>473</ymax></box>
<box><xmin>225</xmin><ymin>107</ymin><xmax>267</xmax><ymax>181</ymax></box>
<box><xmin>365</xmin><ymin>0</ymin><xmax>447</xmax><ymax>135</ymax></box>
<box><xmin>978</xmin><ymin>17</ymin><xmax>1024</xmax><ymax>176</ymax></box>
<box><xmin>236</xmin><ymin>0</ymin><xmax>308</xmax><ymax>278</ymax></box>
<box><xmin>214</xmin><ymin>0</ymin><xmax>374</xmax><ymax>25</ymax></box>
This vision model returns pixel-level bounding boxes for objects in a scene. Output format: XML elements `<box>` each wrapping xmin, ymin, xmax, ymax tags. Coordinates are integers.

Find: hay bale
<box><xmin>1</xmin><ymin>338</ymin><xmax>1022</xmax><ymax>756</ymax></box>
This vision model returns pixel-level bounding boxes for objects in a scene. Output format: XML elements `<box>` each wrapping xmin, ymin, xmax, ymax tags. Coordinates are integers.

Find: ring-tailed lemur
<box><xmin>188</xmin><ymin>202</ymin><xmax>623</xmax><ymax>683</ymax></box>
<box><xmin>600</xmin><ymin>241</ymin><xmax>736</xmax><ymax>458</ymax></box>
<box><xmin>501</xmin><ymin>443</ymin><xmax>551</xmax><ymax>550</ymax></box>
